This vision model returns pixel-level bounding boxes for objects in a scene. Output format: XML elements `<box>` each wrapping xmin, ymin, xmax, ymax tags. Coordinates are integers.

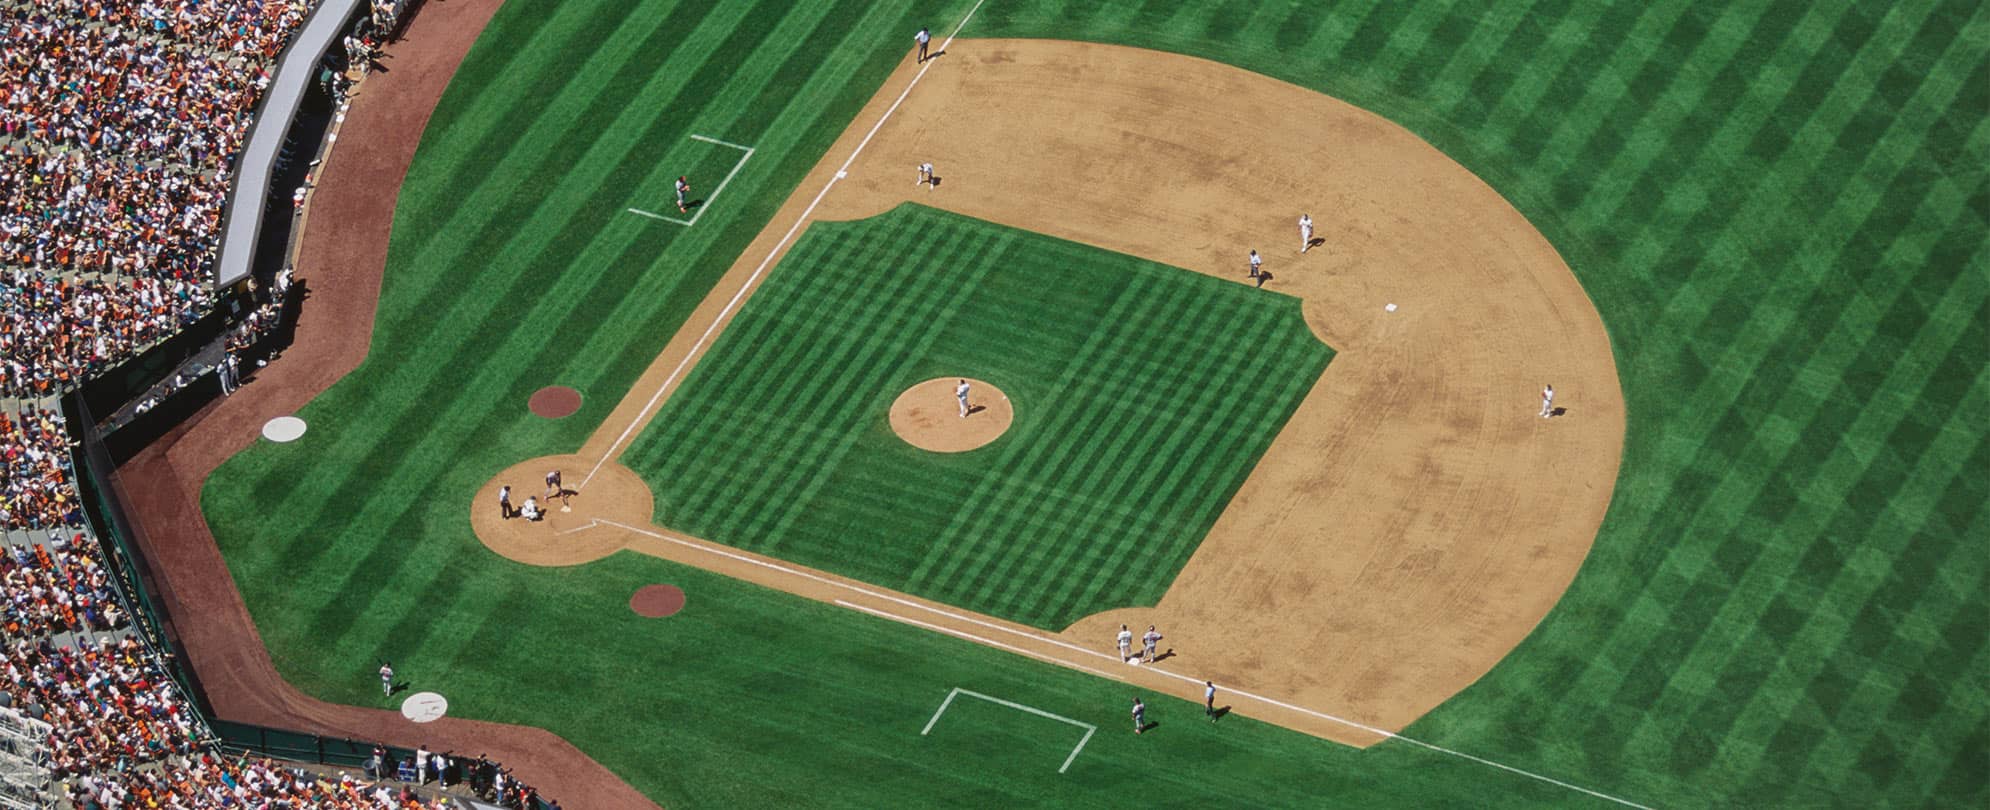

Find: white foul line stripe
<box><xmin>917</xmin><ymin>686</ymin><xmax>1096</xmax><ymax>774</ymax></box>
<box><xmin>583</xmin><ymin>518</ymin><xmax>1647</xmax><ymax>808</ymax></box>
<box><xmin>581</xmin><ymin>0</ymin><xmax>990</xmax><ymax>489</ymax></box>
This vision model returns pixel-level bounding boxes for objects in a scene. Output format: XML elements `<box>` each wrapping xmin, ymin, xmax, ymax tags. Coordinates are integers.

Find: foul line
<box><xmin>580</xmin><ymin>0</ymin><xmax>990</xmax><ymax>489</ymax></box>
<box><xmin>585</xmin><ymin>518</ymin><xmax>1647</xmax><ymax>808</ymax></box>
<box><xmin>920</xmin><ymin>687</ymin><xmax>1096</xmax><ymax>774</ymax></box>
<box><xmin>628</xmin><ymin>134</ymin><xmax>756</xmax><ymax>227</ymax></box>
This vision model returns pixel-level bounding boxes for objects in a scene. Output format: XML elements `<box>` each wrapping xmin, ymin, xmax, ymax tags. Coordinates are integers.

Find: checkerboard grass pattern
<box><xmin>623</xmin><ymin>204</ymin><xmax>1331</xmax><ymax>630</ymax></box>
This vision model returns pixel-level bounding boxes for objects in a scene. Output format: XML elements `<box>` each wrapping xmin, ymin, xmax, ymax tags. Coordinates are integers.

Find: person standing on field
<box><xmin>1248</xmin><ymin>249</ymin><xmax>1262</xmax><ymax>279</ymax></box>
<box><xmin>917</xmin><ymin>162</ymin><xmax>935</xmax><ymax>189</ymax></box>
<box><xmin>1131</xmin><ymin>698</ymin><xmax>1147</xmax><ymax>734</ymax></box>
<box><xmin>1204</xmin><ymin>681</ymin><xmax>1218</xmax><ymax>719</ymax></box>
<box><xmin>545</xmin><ymin>470</ymin><xmax>563</xmax><ymax>502</ymax></box>
<box><xmin>675</xmin><ymin>176</ymin><xmax>691</xmax><ymax>213</ymax></box>
<box><xmin>1540</xmin><ymin>384</ymin><xmax>1555</xmax><ymax>418</ymax></box>
<box><xmin>498</xmin><ymin>485</ymin><xmax>513</xmax><ymax>520</ymax></box>
<box><xmin>1299</xmin><ymin>213</ymin><xmax>1314</xmax><ymax>253</ymax></box>
<box><xmin>1117</xmin><ymin>624</ymin><xmax>1134</xmax><ymax>661</ymax></box>
<box><xmin>915</xmin><ymin>27</ymin><xmax>931</xmax><ymax>63</ymax></box>
<box><xmin>379</xmin><ymin>662</ymin><xmax>394</xmax><ymax>697</ymax></box>
<box><xmin>956</xmin><ymin>379</ymin><xmax>971</xmax><ymax>418</ymax></box>
<box><xmin>1141</xmin><ymin>625</ymin><xmax>1163</xmax><ymax>662</ymax></box>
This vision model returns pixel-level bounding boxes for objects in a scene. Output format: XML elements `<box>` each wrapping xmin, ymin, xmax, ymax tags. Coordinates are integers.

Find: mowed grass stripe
<box><xmin>634</xmin><ymin>229</ymin><xmax>915</xmax><ymax>525</ymax></box>
<box><xmin>627</xmin><ymin>205</ymin><xmax>1326</xmax><ymax>629</ymax></box>
<box><xmin>1026</xmin><ymin>304</ymin><xmax>1311</xmax><ymax>621</ymax></box>
<box><xmin>1596</xmin><ymin>168</ymin><xmax>1982</xmax><ymax>762</ymax></box>
<box><xmin>1713</xmin><ymin>266</ymin><xmax>1988</xmax><ymax>787</ymax></box>
<box><xmin>971</xmin><ymin>286</ymin><xmax>1302</xmax><ymax>616</ymax></box>
<box><xmin>907</xmin><ymin>281</ymin><xmax>1163</xmax><ymax>597</ymax></box>
<box><xmin>737</xmin><ymin>228</ymin><xmax>1004</xmax><ymax>550</ymax></box>
<box><xmin>959</xmin><ymin>278</ymin><xmax>1250</xmax><ymax>612</ymax></box>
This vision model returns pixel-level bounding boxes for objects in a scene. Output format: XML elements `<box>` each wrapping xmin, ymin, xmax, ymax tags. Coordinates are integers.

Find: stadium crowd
<box><xmin>0</xmin><ymin>0</ymin><xmax>312</xmax><ymax>398</ymax></box>
<box><xmin>0</xmin><ymin>401</ymin><xmax>82</xmax><ymax>530</ymax></box>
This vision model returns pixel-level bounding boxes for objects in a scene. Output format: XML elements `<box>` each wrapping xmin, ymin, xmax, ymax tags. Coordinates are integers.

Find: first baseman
<box><xmin>1116</xmin><ymin>624</ymin><xmax>1134</xmax><ymax>661</ymax></box>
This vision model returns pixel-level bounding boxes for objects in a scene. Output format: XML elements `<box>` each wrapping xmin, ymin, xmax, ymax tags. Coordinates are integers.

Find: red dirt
<box><xmin>112</xmin><ymin>2</ymin><xmax>658</xmax><ymax>807</ymax></box>
<box><xmin>629</xmin><ymin>585</ymin><xmax>686</xmax><ymax>618</ymax></box>
<box><xmin>528</xmin><ymin>386</ymin><xmax>582</xmax><ymax>419</ymax></box>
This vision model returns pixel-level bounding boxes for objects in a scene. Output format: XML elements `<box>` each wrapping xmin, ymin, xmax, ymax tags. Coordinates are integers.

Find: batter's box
<box><xmin>627</xmin><ymin>134</ymin><xmax>755</xmax><ymax>226</ymax></box>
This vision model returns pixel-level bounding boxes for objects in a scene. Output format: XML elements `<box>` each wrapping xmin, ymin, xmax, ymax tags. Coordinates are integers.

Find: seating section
<box><xmin>0</xmin><ymin>402</ymin><xmax>81</xmax><ymax>531</ymax></box>
<box><xmin>0</xmin><ymin>0</ymin><xmax>313</xmax><ymax>397</ymax></box>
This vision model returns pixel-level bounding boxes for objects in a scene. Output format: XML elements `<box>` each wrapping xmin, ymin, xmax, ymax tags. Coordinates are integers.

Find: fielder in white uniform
<box><xmin>917</xmin><ymin>162</ymin><xmax>935</xmax><ymax>188</ymax></box>
<box><xmin>956</xmin><ymin>379</ymin><xmax>971</xmax><ymax>418</ymax></box>
<box><xmin>1299</xmin><ymin>213</ymin><xmax>1314</xmax><ymax>253</ymax></box>
<box><xmin>1117</xmin><ymin>625</ymin><xmax>1134</xmax><ymax>661</ymax></box>
<box><xmin>1541</xmin><ymin>384</ymin><xmax>1555</xmax><ymax>418</ymax></box>
<box><xmin>1248</xmin><ymin>249</ymin><xmax>1262</xmax><ymax>278</ymax></box>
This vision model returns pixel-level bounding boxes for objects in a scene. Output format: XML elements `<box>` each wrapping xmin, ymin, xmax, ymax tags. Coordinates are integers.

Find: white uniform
<box><xmin>1541</xmin><ymin>385</ymin><xmax>1555</xmax><ymax>418</ymax></box>
<box><xmin>1116</xmin><ymin>626</ymin><xmax>1134</xmax><ymax>660</ymax></box>
<box><xmin>1249</xmin><ymin>251</ymin><xmax>1262</xmax><ymax>278</ymax></box>
<box><xmin>1299</xmin><ymin>214</ymin><xmax>1314</xmax><ymax>252</ymax></box>
<box><xmin>956</xmin><ymin>380</ymin><xmax>971</xmax><ymax>417</ymax></box>
<box><xmin>918</xmin><ymin>162</ymin><xmax>934</xmax><ymax>187</ymax></box>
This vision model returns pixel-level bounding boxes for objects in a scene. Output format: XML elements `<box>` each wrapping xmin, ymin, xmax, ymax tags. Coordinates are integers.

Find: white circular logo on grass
<box><xmin>400</xmin><ymin>691</ymin><xmax>448</xmax><ymax>723</ymax></box>
<box><xmin>261</xmin><ymin>416</ymin><xmax>307</xmax><ymax>443</ymax></box>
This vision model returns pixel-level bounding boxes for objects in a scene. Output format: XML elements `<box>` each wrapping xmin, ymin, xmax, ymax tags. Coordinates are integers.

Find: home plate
<box><xmin>400</xmin><ymin>691</ymin><xmax>448</xmax><ymax>723</ymax></box>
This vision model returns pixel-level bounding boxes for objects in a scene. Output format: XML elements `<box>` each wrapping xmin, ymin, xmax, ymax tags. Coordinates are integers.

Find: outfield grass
<box><xmin>622</xmin><ymin>204</ymin><xmax>1330</xmax><ymax>630</ymax></box>
<box><xmin>201</xmin><ymin>0</ymin><xmax>1986</xmax><ymax>806</ymax></box>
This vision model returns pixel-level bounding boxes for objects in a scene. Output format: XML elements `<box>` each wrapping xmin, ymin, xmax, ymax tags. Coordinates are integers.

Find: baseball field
<box><xmin>188</xmin><ymin>0</ymin><xmax>1985</xmax><ymax>806</ymax></box>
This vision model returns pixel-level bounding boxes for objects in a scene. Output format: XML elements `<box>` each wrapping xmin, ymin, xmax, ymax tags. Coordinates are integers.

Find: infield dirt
<box><xmin>481</xmin><ymin>40</ymin><xmax>1625</xmax><ymax>746</ymax></box>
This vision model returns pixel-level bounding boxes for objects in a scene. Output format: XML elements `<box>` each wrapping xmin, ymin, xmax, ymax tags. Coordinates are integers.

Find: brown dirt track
<box><xmin>113</xmin><ymin>1</ymin><xmax>655</xmax><ymax>807</ymax></box>
<box><xmin>490</xmin><ymin>39</ymin><xmax>1626</xmax><ymax>748</ymax></box>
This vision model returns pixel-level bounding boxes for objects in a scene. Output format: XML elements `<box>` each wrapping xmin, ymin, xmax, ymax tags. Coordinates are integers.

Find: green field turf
<box><xmin>198</xmin><ymin>0</ymin><xmax>1986</xmax><ymax>807</ymax></box>
<box><xmin>621</xmin><ymin>204</ymin><xmax>1330</xmax><ymax>630</ymax></box>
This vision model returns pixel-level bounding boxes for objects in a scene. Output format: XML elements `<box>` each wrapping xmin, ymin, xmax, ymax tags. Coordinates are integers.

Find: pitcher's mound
<box><xmin>890</xmin><ymin>378</ymin><xmax>1013</xmax><ymax>453</ymax></box>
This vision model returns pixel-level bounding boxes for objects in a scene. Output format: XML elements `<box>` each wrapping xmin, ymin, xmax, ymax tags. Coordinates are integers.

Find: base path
<box><xmin>523</xmin><ymin>40</ymin><xmax>1624</xmax><ymax>746</ymax></box>
<box><xmin>113</xmin><ymin>1</ymin><xmax>657</xmax><ymax>807</ymax></box>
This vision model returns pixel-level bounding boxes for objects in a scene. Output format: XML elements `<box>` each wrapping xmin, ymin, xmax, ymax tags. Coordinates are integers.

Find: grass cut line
<box><xmin>627</xmin><ymin>133</ymin><xmax>755</xmax><ymax>226</ymax></box>
<box><xmin>920</xmin><ymin>686</ymin><xmax>1097</xmax><ymax>774</ymax></box>
<box><xmin>589</xmin><ymin>518</ymin><xmax>1650</xmax><ymax>808</ymax></box>
<box><xmin>580</xmin><ymin>0</ymin><xmax>991</xmax><ymax>489</ymax></box>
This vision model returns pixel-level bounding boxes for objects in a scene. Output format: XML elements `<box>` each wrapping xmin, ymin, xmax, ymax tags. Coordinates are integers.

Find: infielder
<box><xmin>956</xmin><ymin>379</ymin><xmax>971</xmax><ymax>418</ymax></box>
<box><xmin>675</xmin><ymin>176</ymin><xmax>691</xmax><ymax>213</ymax></box>
<box><xmin>1540</xmin><ymin>384</ymin><xmax>1555</xmax><ymax>418</ymax></box>
<box><xmin>1116</xmin><ymin>624</ymin><xmax>1134</xmax><ymax>661</ymax></box>
<box><xmin>917</xmin><ymin>162</ymin><xmax>935</xmax><ymax>189</ymax></box>
<box><xmin>1248</xmin><ymin>249</ymin><xmax>1262</xmax><ymax>279</ymax></box>
<box><xmin>1299</xmin><ymin>213</ymin><xmax>1314</xmax><ymax>253</ymax></box>
<box><xmin>1141</xmin><ymin>625</ymin><xmax>1163</xmax><ymax>662</ymax></box>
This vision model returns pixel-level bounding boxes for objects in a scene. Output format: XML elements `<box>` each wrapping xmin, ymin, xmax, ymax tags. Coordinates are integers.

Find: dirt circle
<box><xmin>888</xmin><ymin>378</ymin><xmax>1013</xmax><ymax>452</ymax></box>
<box><xmin>529</xmin><ymin>386</ymin><xmax>582</xmax><ymax>419</ymax></box>
<box><xmin>629</xmin><ymin>584</ymin><xmax>686</xmax><ymax>618</ymax></box>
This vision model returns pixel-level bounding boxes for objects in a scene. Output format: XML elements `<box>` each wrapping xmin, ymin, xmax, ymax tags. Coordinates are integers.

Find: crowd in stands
<box><xmin>3</xmin><ymin>533</ymin><xmax>123</xmax><ymax>639</ymax></box>
<box><xmin>66</xmin><ymin>752</ymin><xmax>477</xmax><ymax>809</ymax></box>
<box><xmin>0</xmin><ymin>0</ymin><xmax>314</xmax><ymax>398</ymax></box>
<box><xmin>0</xmin><ymin>401</ymin><xmax>82</xmax><ymax>530</ymax></box>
